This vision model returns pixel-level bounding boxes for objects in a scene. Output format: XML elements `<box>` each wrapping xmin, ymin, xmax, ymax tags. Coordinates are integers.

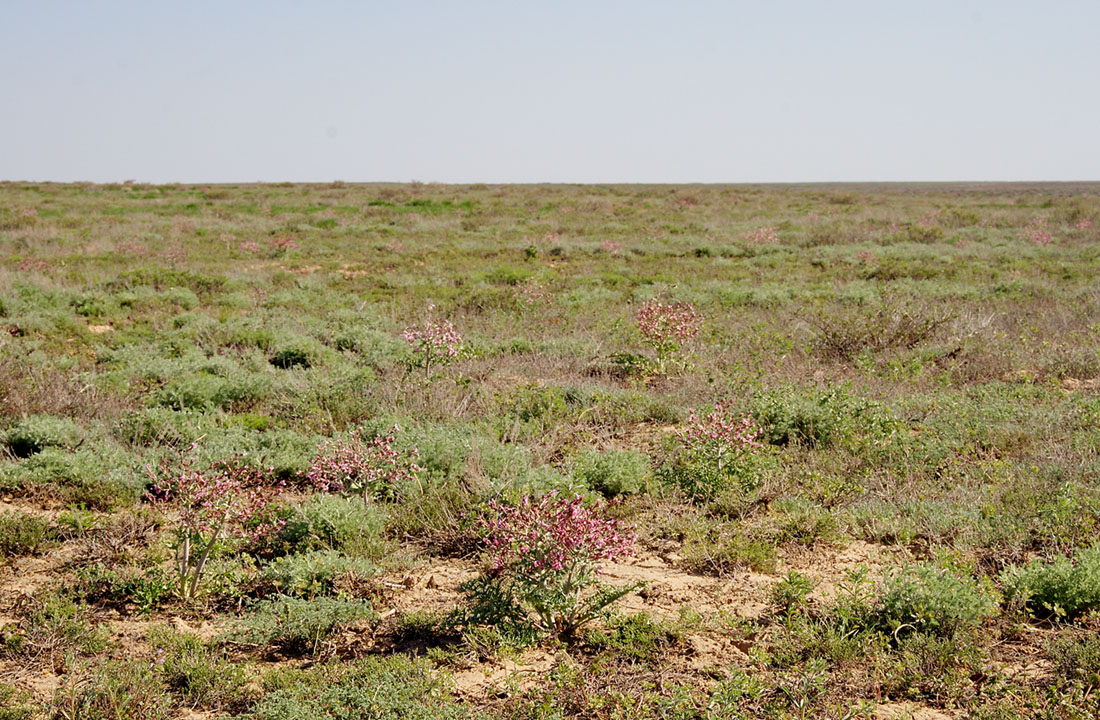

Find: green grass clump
<box><xmin>1002</xmin><ymin>546</ymin><xmax>1100</xmax><ymax>620</ymax></box>
<box><xmin>147</xmin><ymin>627</ymin><xmax>251</xmax><ymax>711</ymax></box>
<box><xmin>1047</xmin><ymin>631</ymin><xmax>1100</xmax><ymax>688</ymax></box>
<box><xmin>0</xmin><ymin>447</ymin><xmax>145</xmax><ymax>510</ymax></box>
<box><xmin>268</xmin><ymin>494</ymin><xmax>389</xmax><ymax>558</ymax></box>
<box><xmin>52</xmin><ymin>660</ymin><xmax>173</xmax><ymax>719</ymax></box>
<box><xmin>0</xmin><ymin>682</ymin><xmax>35</xmax><ymax>720</ymax></box>
<box><xmin>0</xmin><ymin>511</ymin><xmax>56</xmax><ymax>558</ymax></box>
<box><xmin>583</xmin><ymin>612</ymin><xmax>682</xmax><ymax>661</ymax></box>
<box><xmin>246</xmin><ymin>656</ymin><xmax>473</xmax><ymax>720</ymax></box>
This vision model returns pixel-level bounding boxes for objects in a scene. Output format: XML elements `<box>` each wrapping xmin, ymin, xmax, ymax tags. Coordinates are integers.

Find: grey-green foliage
<box><xmin>0</xmin><ymin>681</ymin><xmax>35</xmax><ymax>720</ymax></box>
<box><xmin>261</xmin><ymin>550</ymin><xmax>378</xmax><ymax>598</ymax></box>
<box><xmin>226</xmin><ymin>596</ymin><xmax>376</xmax><ymax>657</ymax></box>
<box><xmin>1002</xmin><ymin>546</ymin><xmax>1100</xmax><ymax>620</ymax></box>
<box><xmin>274</xmin><ymin>494</ymin><xmax>388</xmax><ymax>557</ymax></box>
<box><xmin>879</xmin><ymin>563</ymin><xmax>998</xmax><ymax>636</ymax></box>
<box><xmin>0</xmin><ymin>446</ymin><xmax>145</xmax><ymax>510</ymax></box>
<box><xmin>5</xmin><ymin>415</ymin><xmax>83</xmax><ymax>457</ymax></box>
<box><xmin>571</xmin><ymin>448</ymin><xmax>649</xmax><ymax>497</ymax></box>
<box><xmin>244</xmin><ymin>656</ymin><xmax>476</xmax><ymax>720</ymax></box>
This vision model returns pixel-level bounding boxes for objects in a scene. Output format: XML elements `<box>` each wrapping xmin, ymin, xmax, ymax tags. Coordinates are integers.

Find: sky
<box><xmin>1</xmin><ymin>1</ymin><xmax>1098</xmax><ymax>183</ymax></box>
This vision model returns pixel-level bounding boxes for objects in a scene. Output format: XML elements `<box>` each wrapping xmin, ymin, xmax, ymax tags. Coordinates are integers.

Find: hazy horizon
<box><xmin>3</xmin><ymin>1</ymin><xmax>1098</xmax><ymax>184</ymax></box>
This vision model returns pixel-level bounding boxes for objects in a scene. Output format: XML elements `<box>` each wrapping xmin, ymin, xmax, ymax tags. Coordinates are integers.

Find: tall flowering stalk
<box><xmin>308</xmin><ymin>425</ymin><xmax>421</xmax><ymax>506</ymax></box>
<box><xmin>400</xmin><ymin>304</ymin><xmax>462</xmax><ymax>376</ymax></box>
<box><xmin>635</xmin><ymin>297</ymin><xmax>702</xmax><ymax>374</ymax></box>
<box><xmin>471</xmin><ymin>492</ymin><xmax>638</xmax><ymax>638</ymax></box>
<box><xmin>677</xmin><ymin>399</ymin><xmax>764</xmax><ymax>473</ymax></box>
<box><xmin>148</xmin><ymin>450</ymin><xmax>284</xmax><ymax>601</ymax></box>
<box><xmin>667</xmin><ymin>399</ymin><xmax>766</xmax><ymax>499</ymax></box>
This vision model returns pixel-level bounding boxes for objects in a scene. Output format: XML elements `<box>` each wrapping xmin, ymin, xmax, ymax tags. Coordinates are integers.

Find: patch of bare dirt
<box><xmin>450</xmin><ymin>648</ymin><xmax>559</xmax><ymax>700</ymax></box>
<box><xmin>875</xmin><ymin>702</ymin><xmax>960</xmax><ymax>719</ymax></box>
<box><xmin>602</xmin><ymin>554</ymin><xmax>772</xmax><ymax>620</ymax></box>
<box><xmin>783</xmin><ymin>540</ymin><xmax>903</xmax><ymax>604</ymax></box>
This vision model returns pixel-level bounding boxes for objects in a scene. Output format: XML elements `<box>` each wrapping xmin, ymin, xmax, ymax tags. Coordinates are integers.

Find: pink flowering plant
<box><xmin>663</xmin><ymin>398</ymin><xmax>766</xmax><ymax>499</ymax></box>
<box><xmin>308</xmin><ymin>425</ymin><xmax>421</xmax><ymax>506</ymax></box>
<box><xmin>745</xmin><ymin>226</ymin><xmax>780</xmax><ymax>245</ymax></box>
<box><xmin>400</xmin><ymin>304</ymin><xmax>463</xmax><ymax>376</ymax></box>
<box><xmin>462</xmin><ymin>492</ymin><xmax>640</xmax><ymax>639</ymax></box>
<box><xmin>635</xmin><ymin>296</ymin><xmax>702</xmax><ymax>374</ymax></box>
<box><xmin>148</xmin><ymin>449</ymin><xmax>285</xmax><ymax>601</ymax></box>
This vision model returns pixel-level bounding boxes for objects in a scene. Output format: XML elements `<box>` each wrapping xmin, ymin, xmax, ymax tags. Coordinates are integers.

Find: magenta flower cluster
<box><xmin>677</xmin><ymin>398</ymin><xmax>764</xmax><ymax>466</ymax></box>
<box><xmin>150</xmin><ymin>449</ymin><xmax>285</xmax><ymax>599</ymax></box>
<box><xmin>745</xmin><ymin>226</ymin><xmax>780</xmax><ymax>244</ymax></box>
<box><xmin>636</xmin><ymin>298</ymin><xmax>701</xmax><ymax>349</ymax></box>
<box><xmin>472</xmin><ymin>492</ymin><xmax>638</xmax><ymax>636</ymax></box>
<box><xmin>400</xmin><ymin>304</ymin><xmax>462</xmax><ymax>375</ymax></box>
<box><xmin>478</xmin><ymin>492</ymin><xmax>636</xmax><ymax>578</ymax></box>
<box><xmin>515</xmin><ymin>278</ymin><xmax>552</xmax><ymax>306</ymax></box>
<box><xmin>308</xmin><ymin>425</ymin><xmax>421</xmax><ymax>504</ymax></box>
<box><xmin>1075</xmin><ymin>219</ymin><xmax>1093</xmax><ymax>230</ymax></box>
<box><xmin>1026</xmin><ymin>217</ymin><xmax>1053</xmax><ymax>246</ymax></box>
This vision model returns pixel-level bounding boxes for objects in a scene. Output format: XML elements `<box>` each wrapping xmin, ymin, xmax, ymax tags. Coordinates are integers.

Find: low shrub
<box><xmin>0</xmin><ymin>682</ymin><xmax>34</xmax><ymax>720</ymax></box>
<box><xmin>571</xmin><ymin>448</ymin><xmax>649</xmax><ymax>497</ymax></box>
<box><xmin>1047</xmin><ymin>631</ymin><xmax>1100</xmax><ymax>688</ymax></box>
<box><xmin>226</xmin><ymin>595</ymin><xmax>376</xmax><ymax>657</ymax></box>
<box><xmin>260</xmin><ymin>550</ymin><xmax>378</xmax><ymax>598</ymax></box>
<box><xmin>583</xmin><ymin>611</ymin><xmax>682</xmax><ymax>661</ymax></box>
<box><xmin>51</xmin><ymin>659</ymin><xmax>172</xmax><ymax>720</ymax></box>
<box><xmin>752</xmin><ymin>384</ymin><xmax>898</xmax><ymax>450</ymax></box>
<box><xmin>5</xmin><ymin>415</ymin><xmax>82</xmax><ymax>457</ymax></box>
<box><xmin>879</xmin><ymin>563</ymin><xmax>997</xmax><ymax>636</ymax></box>
<box><xmin>1002</xmin><ymin>546</ymin><xmax>1100</xmax><ymax>620</ymax></box>
<box><xmin>147</xmin><ymin>627</ymin><xmax>251</xmax><ymax>711</ymax></box>
<box><xmin>0</xmin><ymin>511</ymin><xmax>56</xmax><ymax>558</ymax></box>
<box><xmin>244</xmin><ymin>656</ymin><xmax>470</xmax><ymax>720</ymax></box>
<box><xmin>268</xmin><ymin>494</ymin><xmax>388</xmax><ymax>557</ymax></box>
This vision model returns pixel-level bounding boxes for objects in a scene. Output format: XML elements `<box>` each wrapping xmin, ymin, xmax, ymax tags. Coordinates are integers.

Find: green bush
<box><xmin>571</xmin><ymin>448</ymin><xmax>649</xmax><ymax>497</ymax></box>
<box><xmin>1002</xmin><ymin>546</ymin><xmax>1100</xmax><ymax>620</ymax></box>
<box><xmin>269</xmin><ymin>494</ymin><xmax>388</xmax><ymax>557</ymax></box>
<box><xmin>1</xmin><ymin>447</ymin><xmax>144</xmax><ymax>510</ymax></box>
<box><xmin>0</xmin><ymin>511</ymin><xmax>56</xmax><ymax>558</ymax></box>
<box><xmin>752</xmin><ymin>385</ymin><xmax>898</xmax><ymax>450</ymax></box>
<box><xmin>270</xmin><ymin>342</ymin><xmax>318</xmax><ymax>369</ymax></box>
<box><xmin>226</xmin><ymin>595</ymin><xmax>376</xmax><ymax>657</ymax></box>
<box><xmin>260</xmin><ymin>550</ymin><xmax>378</xmax><ymax>598</ymax></box>
<box><xmin>879</xmin><ymin>563</ymin><xmax>997</xmax><ymax>636</ymax></box>
<box><xmin>154</xmin><ymin>371</ymin><xmax>271</xmax><ymax>411</ymax></box>
<box><xmin>245</xmin><ymin>656</ymin><xmax>472</xmax><ymax>720</ymax></box>
<box><xmin>5</xmin><ymin>415</ymin><xmax>82</xmax><ymax>457</ymax></box>
<box><xmin>583</xmin><ymin>612</ymin><xmax>681</xmax><ymax>661</ymax></box>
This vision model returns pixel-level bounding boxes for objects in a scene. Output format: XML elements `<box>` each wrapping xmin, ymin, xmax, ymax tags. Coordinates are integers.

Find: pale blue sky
<box><xmin>2</xmin><ymin>1</ymin><xmax>1097</xmax><ymax>183</ymax></box>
